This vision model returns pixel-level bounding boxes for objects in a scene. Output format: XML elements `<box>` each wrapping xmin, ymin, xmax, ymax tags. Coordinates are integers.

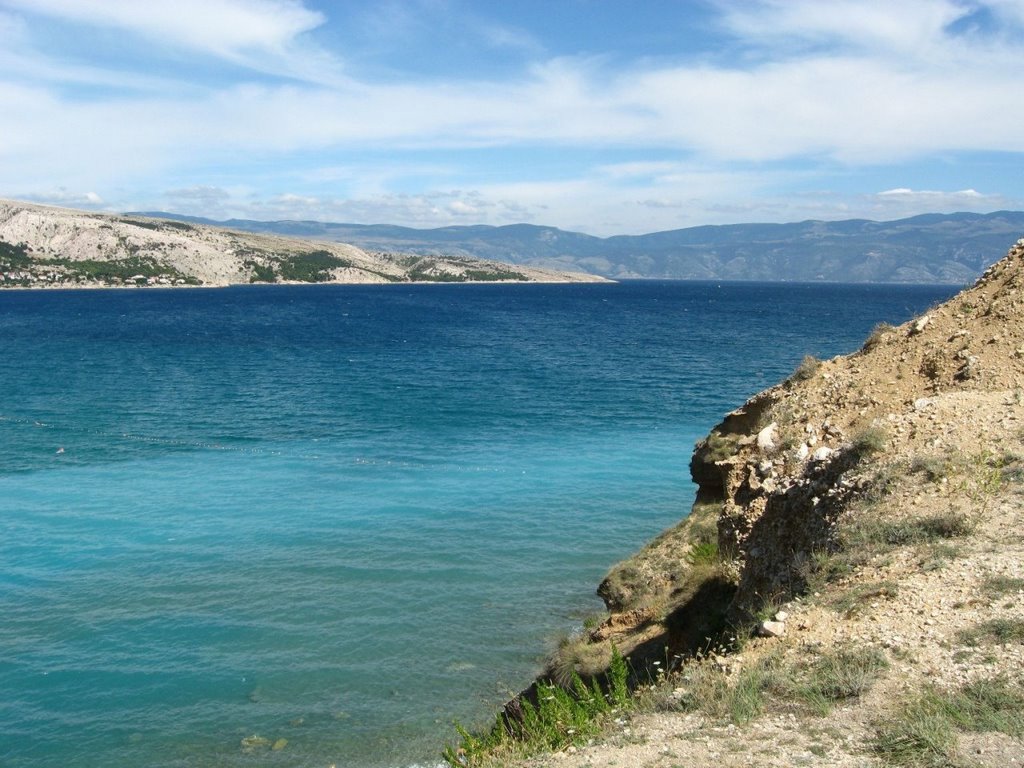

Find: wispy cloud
<box><xmin>0</xmin><ymin>0</ymin><xmax>325</xmax><ymax>59</ymax></box>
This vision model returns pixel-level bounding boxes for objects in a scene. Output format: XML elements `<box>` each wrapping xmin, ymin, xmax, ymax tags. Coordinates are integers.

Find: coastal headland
<box><xmin>0</xmin><ymin>199</ymin><xmax>607</xmax><ymax>288</ymax></box>
<box><xmin>455</xmin><ymin>237</ymin><xmax>1024</xmax><ymax>766</ymax></box>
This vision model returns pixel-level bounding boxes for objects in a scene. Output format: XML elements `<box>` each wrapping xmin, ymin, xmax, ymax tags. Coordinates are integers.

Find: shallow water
<box><xmin>0</xmin><ymin>280</ymin><xmax>958</xmax><ymax>767</ymax></box>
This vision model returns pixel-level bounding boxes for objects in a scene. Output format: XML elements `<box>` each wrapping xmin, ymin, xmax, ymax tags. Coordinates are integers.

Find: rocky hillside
<box><xmin>0</xmin><ymin>200</ymin><xmax>605</xmax><ymax>288</ymax></box>
<box><xmin>465</xmin><ymin>238</ymin><xmax>1024</xmax><ymax>767</ymax></box>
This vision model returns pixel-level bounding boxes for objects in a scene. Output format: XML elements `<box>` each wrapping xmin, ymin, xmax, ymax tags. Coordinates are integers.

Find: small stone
<box><xmin>774</xmin><ymin>611</ymin><xmax>789</xmax><ymax>622</ymax></box>
<box><xmin>912</xmin><ymin>314</ymin><xmax>931</xmax><ymax>334</ymax></box>
<box><xmin>757</xmin><ymin>620</ymin><xmax>786</xmax><ymax>638</ymax></box>
<box><xmin>272</xmin><ymin>738</ymin><xmax>288</xmax><ymax>751</ymax></box>
<box><xmin>812</xmin><ymin>446</ymin><xmax>833</xmax><ymax>462</ymax></box>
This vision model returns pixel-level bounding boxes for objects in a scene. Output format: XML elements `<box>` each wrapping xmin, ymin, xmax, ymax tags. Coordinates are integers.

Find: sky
<box><xmin>1</xmin><ymin>0</ymin><xmax>1024</xmax><ymax>236</ymax></box>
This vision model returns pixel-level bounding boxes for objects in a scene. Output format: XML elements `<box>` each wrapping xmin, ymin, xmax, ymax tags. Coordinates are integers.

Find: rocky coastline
<box><xmin>456</xmin><ymin>237</ymin><xmax>1024</xmax><ymax>767</ymax></box>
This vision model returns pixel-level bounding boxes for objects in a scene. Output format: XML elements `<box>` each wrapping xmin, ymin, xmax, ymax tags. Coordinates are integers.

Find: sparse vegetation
<box><xmin>956</xmin><ymin>618</ymin><xmax>1024</xmax><ymax>647</ymax></box>
<box><xmin>910</xmin><ymin>454</ymin><xmax>949</xmax><ymax>482</ymax></box>
<box><xmin>981</xmin><ymin>575</ymin><xmax>1024</xmax><ymax>598</ymax></box>
<box><xmin>829</xmin><ymin>580</ymin><xmax>899</xmax><ymax>618</ymax></box>
<box><xmin>443</xmin><ymin>646</ymin><xmax>631</xmax><ymax>766</ymax></box>
<box><xmin>778</xmin><ymin>646</ymin><xmax>889</xmax><ymax>716</ymax></box>
<box><xmin>864</xmin><ymin>321</ymin><xmax>897</xmax><ymax>351</ymax></box>
<box><xmin>704</xmin><ymin>431</ymin><xmax>741</xmax><ymax>462</ymax></box>
<box><xmin>850</xmin><ymin>425</ymin><xmax>890</xmax><ymax>456</ymax></box>
<box><xmin>873</xmin><ymin>677</ymin><xmax>1024</xmax><ymax>766</ymax></box>
<box><xmin>791</xmin><ymin>354</ymin><xmax>821</xmax><ymax>382</ymax></box>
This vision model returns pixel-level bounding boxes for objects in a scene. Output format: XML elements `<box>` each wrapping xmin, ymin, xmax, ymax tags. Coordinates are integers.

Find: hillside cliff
<box><xmin>0</xmin><ymin>200</ymin><xmax>606</xmax><ymax>287</ymax></box>
<box><xmin>463</xmin><ymin>238</ymin><xmax>1024</xmax><ymax>767</ymax></box>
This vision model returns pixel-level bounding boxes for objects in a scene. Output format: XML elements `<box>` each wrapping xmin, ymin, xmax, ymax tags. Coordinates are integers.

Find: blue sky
<box><xmin>1</xmin><ymin>0</ymin><xmax>1023</xmax><ymax>235</ymax></box>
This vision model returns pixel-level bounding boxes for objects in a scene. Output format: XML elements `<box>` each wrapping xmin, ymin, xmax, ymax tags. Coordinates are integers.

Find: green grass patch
<box><xmin>910</xmin><ymin>455</ymin><xmax>950</xmax><ymax>482</ymax></box>
<box><xmin>442</xmin><ymin>646</ymin><xmax>631</xmax><ymax>766</ymax></box>
<box><xmin>671</xmin><ymin>652</ymin><xmax>780</xmax><ymax>724</ymax></box>
<box><xmin>872</xmin><ymin>688</ymin><xmax>959</xmax><ymax>767</ymax></box>
<box><xmin>687</xmin><ymin>539</ymin><xmax>719</xmax><ymax>566</ymax></box>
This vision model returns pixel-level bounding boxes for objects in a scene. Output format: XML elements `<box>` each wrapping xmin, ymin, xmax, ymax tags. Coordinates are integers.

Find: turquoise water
<box><xmin>0</xmin><ymin>281</ymin><xmax>958</xmax><ymax>767</ymax></box>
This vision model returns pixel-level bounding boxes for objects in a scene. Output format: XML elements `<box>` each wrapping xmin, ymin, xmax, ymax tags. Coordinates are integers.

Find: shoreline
<box><xmin>0</xmin><ymin>277</ymin><xmax>614</xmax><ymax>291</ymax></box>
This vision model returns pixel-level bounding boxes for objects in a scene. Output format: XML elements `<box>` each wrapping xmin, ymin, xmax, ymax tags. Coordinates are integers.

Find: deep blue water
<box><xmin>0</xmin><ymin>280</ymin><xmax>959</xmax><ymax>767</ymax></box>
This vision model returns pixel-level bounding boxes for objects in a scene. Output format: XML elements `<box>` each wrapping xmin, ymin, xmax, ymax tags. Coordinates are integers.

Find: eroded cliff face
<box><xmin>690</xmin><ymin>237</ymin><xmax>1024</xmax><ymax>620</ymax></box>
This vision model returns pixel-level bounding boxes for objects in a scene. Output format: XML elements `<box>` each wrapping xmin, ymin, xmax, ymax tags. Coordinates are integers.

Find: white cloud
<box><xmin>0</xmin><ymin>0</ymin><xmax>341</xmax><ymax>83</ymax></box>
<box><xmin>716</xmin><ymin>0</ymin><xmax>968</xmax><ymax>55</ymax></box>
<box><xmin>877</xmin><ymin>187</ymin><xmax>985</xmax><ymax>198</ymax></box>
<box><xmin>21</xmin><ymin>188</ymin><xmax>104</xmax><ymax>207</ymax></box>
<box><xmin>864</xmin><ymin>187</ymin><xmax>1016</xmax><ymax>220</ymax></box>
<box><xmin>0</xmin><ymin>0</ymin><xmax>324</xmax><ymax>58</ymax></box>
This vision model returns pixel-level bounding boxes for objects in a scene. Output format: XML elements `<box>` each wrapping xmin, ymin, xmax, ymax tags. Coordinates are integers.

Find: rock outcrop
<box><xmin>689</xmin><ymin>236</ymin><xmax>1024</xmax><ymax>621</ymax></box>
<box><xmin>549</xmin><ymin>236</ymin><xmax>1024</xmax><ymax>680</ymax></box>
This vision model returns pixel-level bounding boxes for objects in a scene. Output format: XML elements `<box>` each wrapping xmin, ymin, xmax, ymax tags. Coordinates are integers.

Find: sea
<box><xmin>0</xmin><ymin>279</ymin><xmax>960</xmax><ymax>768</ymax></box>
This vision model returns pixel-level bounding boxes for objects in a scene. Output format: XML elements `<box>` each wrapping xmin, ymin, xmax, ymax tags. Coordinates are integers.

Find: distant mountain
<box><xmin>132</xmin><ymin>210</ymin><xmax>1024</xmax><ymax>284</ymax></box>
<box><xmin>0</xmin><ymin>199</ymin><xmax>607</xmax><ymax>289</ymax></box>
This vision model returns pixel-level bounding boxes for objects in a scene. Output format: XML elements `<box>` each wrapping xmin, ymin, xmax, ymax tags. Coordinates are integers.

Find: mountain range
<box><xmin>131</xmin><ymin>210</ymin><xmax>1024</xmax><ymax>284</ymax></box>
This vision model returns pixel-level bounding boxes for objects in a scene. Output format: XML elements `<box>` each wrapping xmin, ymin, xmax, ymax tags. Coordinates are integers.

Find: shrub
<box><xmin>791</xmin><ymin>355</ymin><xmax>821</xmax><ymax>382</ymax></box>
<box><xmin>864</xmin><ymin>322</ymin><xmax>896</xmax><ymax>351</ymax></box>
<box><xmin>704</xmin><ymin>431</ymin><xmax>741</xmax><ymax>462</ymax></box>
<box><xmin>850</xmin><ymin>425</ymin><xmax>889</xmax><ymax>457</ymax></box>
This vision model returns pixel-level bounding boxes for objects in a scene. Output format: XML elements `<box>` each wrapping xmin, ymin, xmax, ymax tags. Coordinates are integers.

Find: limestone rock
<box><xmin>756</xmin><ymin>620</ymin><xmax>786</xmax><ymax>638</ymax></box>
<box><xmin>812</xmin><ymin>446</ymin><xmax>833</xmax><ymax>462</ymax></box>
<box><xmin>757</xmin><ymin>422</ymin><xmax>778</xmax><ymax>451</ymax></box>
